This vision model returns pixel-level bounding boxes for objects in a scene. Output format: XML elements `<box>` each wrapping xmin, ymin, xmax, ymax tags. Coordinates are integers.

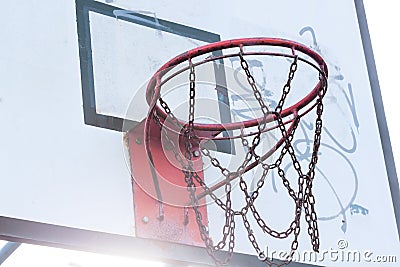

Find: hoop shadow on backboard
<box><xmin>75</xmin><ymin>0</ymin><xmax>235</xmax><ymax>153</ymax></box>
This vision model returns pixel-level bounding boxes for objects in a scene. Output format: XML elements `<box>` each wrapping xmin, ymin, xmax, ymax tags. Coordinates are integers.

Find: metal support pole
<box><xmin>0</xmin><ymin>242</ymin><xmax>21</xmax><ymax>265</ymax></box>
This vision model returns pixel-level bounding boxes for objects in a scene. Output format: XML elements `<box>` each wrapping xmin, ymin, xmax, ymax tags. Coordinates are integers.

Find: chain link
<box><xmin>275</xmin><ymin>56</ymin><xmax>298</xmax><ymax>113</ymax></box>
<box><xmin>185</xmin><ymin>62</ymin><xmax>235</xmax><ymax>265</ymax></box>
<box><xmin>150</xmin><ymin>50</ymin><xmax>327</xmax><ymax>266</ymax></box>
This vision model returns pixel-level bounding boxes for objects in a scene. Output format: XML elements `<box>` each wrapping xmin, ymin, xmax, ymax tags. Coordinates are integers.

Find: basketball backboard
<box><xmin>0</xmin><ymin>0</ymin><xmax>399</xmax><ymax>266</ymax></box>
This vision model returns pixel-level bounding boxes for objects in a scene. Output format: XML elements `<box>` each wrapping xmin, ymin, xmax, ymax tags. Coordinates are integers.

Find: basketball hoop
<box><xmin>143</xmin><ymin>37</ymin><xmax>328</xmax><ymax>266</ymax></box>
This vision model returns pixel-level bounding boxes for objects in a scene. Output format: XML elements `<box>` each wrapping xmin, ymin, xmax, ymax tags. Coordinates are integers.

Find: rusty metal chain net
<box><xmin>151</xmin><ymin>49</ymin><xmax>327</xmax><ymax>266</ymax></box>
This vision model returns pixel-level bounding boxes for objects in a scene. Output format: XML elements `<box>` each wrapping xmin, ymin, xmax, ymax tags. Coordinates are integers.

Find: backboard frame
<box><xmin>76</xmin><ymin>0</ymin><xmax>236</xmax><ymax>153</ymax></box>
<box><xmin>76</xmin><ymin>0</ymin><xmax>223</xmax><ymax>132</ymax></box>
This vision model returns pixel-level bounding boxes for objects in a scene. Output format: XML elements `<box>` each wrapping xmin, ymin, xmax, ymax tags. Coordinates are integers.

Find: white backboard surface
<box><xmin>0</xmin><ymin>0</ymin><xmax>399</xmax><ymax>266</ymax></box>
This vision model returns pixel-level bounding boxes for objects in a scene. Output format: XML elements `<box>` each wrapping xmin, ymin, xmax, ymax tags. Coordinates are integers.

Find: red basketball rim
<box><xmin>145</xmin><ymin>37</ymin><xmax>328</xmax><ymax>133</ymax></box>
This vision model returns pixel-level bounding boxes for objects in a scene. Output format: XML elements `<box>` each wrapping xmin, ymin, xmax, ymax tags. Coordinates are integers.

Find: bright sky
<box><xmin>1</xmin><ymin>1</ymin><xmax>399</xmax><ymax>266</ymax></box>
<box><xmin>364</xmin><ymin>0</ymin><xmax>400</xmax><ymax>171</ymax></box>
